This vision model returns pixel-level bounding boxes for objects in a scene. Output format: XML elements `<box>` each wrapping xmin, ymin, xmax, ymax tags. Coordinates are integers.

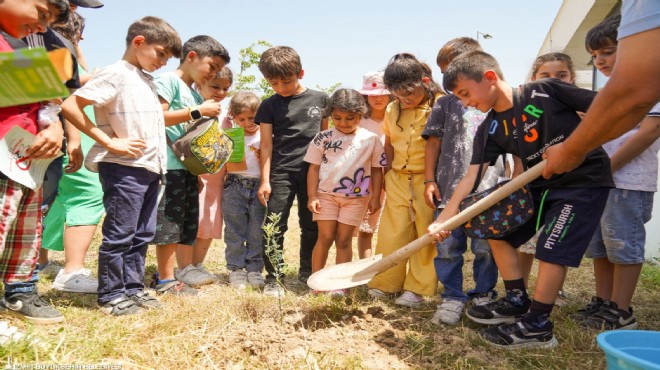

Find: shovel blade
<box><xmin>306</xmin><ymin>254</ymin><xmax>383</xmax><ymax>291</ymax></box>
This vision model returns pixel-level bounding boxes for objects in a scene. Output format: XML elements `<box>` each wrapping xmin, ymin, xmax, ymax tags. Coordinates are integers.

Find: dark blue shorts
<box><xmin>501</xmin><ymin>186</ymin><xmax>610</xmax><ymax>268</ymax></box>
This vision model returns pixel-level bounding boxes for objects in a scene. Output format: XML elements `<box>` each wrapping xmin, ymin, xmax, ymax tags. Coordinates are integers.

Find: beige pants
<box><xmin>368</xmin><ymin>171</ymin><xmax>437</xmax><ymax>296</ymax></box>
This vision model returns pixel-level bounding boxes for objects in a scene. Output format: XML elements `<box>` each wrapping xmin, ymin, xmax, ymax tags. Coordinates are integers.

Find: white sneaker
<box><xmin>394</xmin><ymin>291</ymin><xmax>424</xmax><ymax>308</ymax></box>
<box><xmin>175</xmin><ymin>265</ymin><xmax>215</xmax><ymax>287</ymax></box>
<box><xmin>263</xmin><ymin>281</ymin><xmax>285</xmax><ymax>297</ymax></box>
<box><xmin>194</xmin><ymin>264</ymin><xmax>220</xmax><ymax>283</ymax></box>
<box><xmin>52</xmin><ymin>268</ymin><xmax>98</xmax><ymax>293</ymax></box>
<box><xmin>431</xmin><ymin>299</ymin><xmax>465</xmax><ymax>325</ymax></box>
<box><xmin>228</xmin><ymin>270</ymin><xmax>248</xmax><ymax>290</ymax></box>
<box><xmin>472</xmin><ymin>291</ymin><xmax>498</xmax><ymax>306</ymax></box>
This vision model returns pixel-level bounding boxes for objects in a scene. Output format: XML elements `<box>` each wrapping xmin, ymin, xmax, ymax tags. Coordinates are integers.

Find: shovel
<box><xmin>307</xmin><ymin>160</ymin><xmax>546</xmax><ymax>291</ymax></box>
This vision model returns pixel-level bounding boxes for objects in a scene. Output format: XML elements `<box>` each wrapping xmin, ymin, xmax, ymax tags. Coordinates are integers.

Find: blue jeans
<box><xmin>97</xmin><ymin>163</ymin><xmax>160</xmax><ymax>303</ymax></box>
<box><xmin>585</xmin><ymin>189</ymin><xmax>654</xmax><ymax>264</ymax></box>
<box><xmin>3</xmin><ymin>157</ymin><xmax>63</xmax><ymax>296</ymax></box>
<box><xmin>433</xmin><ymin>224</ymin><xmax>498</xmax><ymax>302</ymax></box>
<box><xmin>222</xmin><ymin>175</ymin><xmax>266</xmax><ymax>272</ymax></box>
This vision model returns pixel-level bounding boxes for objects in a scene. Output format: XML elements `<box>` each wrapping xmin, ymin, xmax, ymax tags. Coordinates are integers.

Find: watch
<box><xmin>189</xmin><ymin>107</ymin><xmax>202</xmax><ymax>120</ymax></box>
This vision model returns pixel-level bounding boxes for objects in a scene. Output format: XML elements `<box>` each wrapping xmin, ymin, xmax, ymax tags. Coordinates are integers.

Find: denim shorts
<box><xmin>585</xmin><ymin>189</ymin><xmax>654</xmax><ymax>264</ymax></box>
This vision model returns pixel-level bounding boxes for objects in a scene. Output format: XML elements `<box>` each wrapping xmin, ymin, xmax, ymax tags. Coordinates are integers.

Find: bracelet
<box><xmin>423</xmin><ymin>179</ymin><xmax>436</xmax><ymax>184</ymax></box>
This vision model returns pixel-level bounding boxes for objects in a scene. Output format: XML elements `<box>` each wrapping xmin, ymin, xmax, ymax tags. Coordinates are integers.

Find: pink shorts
<box><xmin>313</xmin><ymin>193</ymin><xmax>369</xmax><ymax>227</ymax></box>
<box><xmin>197</xmin><ymin>171</ymin><xmax>224</xmax><ymax>239</ymax></box>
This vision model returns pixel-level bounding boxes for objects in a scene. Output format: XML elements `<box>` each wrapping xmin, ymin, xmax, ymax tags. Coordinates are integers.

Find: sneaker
<box><xmin>394</xmin><ymin>291</ymin><xmax>424</xmax><ymax>308</ymax></box>
<box><xmin>367</xmin><ymin>288</ymin><xmax>389</xmax><ymax>299</ymax></box>
<box><xmin>52</xmin><ymin>268</ymin><xmax>98</xmax><ymax>294</ymax></box>
<box><xmin>466</xmin><ymin>295</ymin><xmax>529</xmax><ymax>325</ymax></box>
<box><xmin>39</xmin><ymin>261</ymin><xmax>63</xmax><ymax>279</ymax></box>
<box><xmin>151</xmin><ymin>278</ymin><xmax>198</xmax><ymax>296</ymax></box>
<box><xmin>229</xmin><ymin>270</ymin><xmax>248</xmax><ymax>290</ymax></box>
<box><xmin>0</xmin><ymin>320</ymin><xmax>26</xmax><ymax>345</ymax></box>
<box><xmin>298</xmin><ymin>271</ymin><xmax>311</xmax><ymax>284</ymax></box>
<box><xmin>471</xmin><ymin>291</ymin><xmax>498</xmax><ymax>307</ymax></box>
<box><xmin>128</xmin><ymin>291</ymin><xmax>163</xmax><ymax>310</ymax></box>
<box><xmin>581</xmin><ymin>300</ymin><xmax>638</xmax><ymax>330</ymax></box>
<box><xmin>555</xmin><ymin>290</ymin><xmax>569</xmax><ymax>307</ymax></box>
<box><xmin>247</xmin><ymin>271</ymin><xmax>265</xmax><ymax>288</ymax></box>
<box><xmin>263</xmin><ymin>281</ymin><xmax>285</xmax><ymax>297</ymax></box>
<box><xmin>1</xmin><ymin>293</ymin><xmax>64</xmax><ymax>324</ymax></box>
<box><xmin>431</xmin><ymin>299</ymin><xmax>466</xmax><ymax>325</ymax></box>
<box><xmin>329</xmin><ymin>289</ymin><xmax>348</xmax><ymax>299</ymax></box>
<box><xmin>175</xmin><ymin>265</ymin><xmax>216</xmax><ymax>287</ymax></box>
<box><xmin>98</xmin><ymin>295</ymin><xmax>143</xmax><ymax>316</ymax></box>
<box><xmin>481</xmin><ymin>319</ymin><xmax>558</xmax><ymax>349</ymax></box>
<box><xmin>570</xmin><ymin>296</ymin><xmax>604</xmax><ymax>321</ymax></box>
<box><xmin>195</xmin><ymin>264</ymin><xmax>220</xmax><ymax>283</ymax></box>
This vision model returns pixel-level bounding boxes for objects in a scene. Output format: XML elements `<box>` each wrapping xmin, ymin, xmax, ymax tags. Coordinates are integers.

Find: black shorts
<box><xmin>501</xmin><ymin>186</ymin><xmax>609</xmax><ymax>267</ymax></box>
<box><xmin>152</xmin><ymin>170</ymin><xmax>199</xmax><ymax>246</ymax></box>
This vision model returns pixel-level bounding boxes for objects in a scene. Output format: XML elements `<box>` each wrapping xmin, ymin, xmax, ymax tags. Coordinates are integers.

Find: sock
<box><xmin>523</xmin><ymin>300</ymin><xmax>554</xmax><ymax>327</ymax></box>
<box><xmin>158</xmin><ymin>278</ymin><xmax>176</xmax><ymax>285</ymax></box>
<box><xmin>503</xmin><ymin>278</ymin><xmax>529</xmax><ymax>306</ymax></box>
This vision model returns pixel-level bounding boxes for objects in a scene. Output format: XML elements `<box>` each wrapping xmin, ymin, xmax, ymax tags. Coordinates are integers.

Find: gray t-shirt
<box><xmin>422</xmin><ymin>94</ymin><xmax>504</xmax><ymax>207</ymax></box>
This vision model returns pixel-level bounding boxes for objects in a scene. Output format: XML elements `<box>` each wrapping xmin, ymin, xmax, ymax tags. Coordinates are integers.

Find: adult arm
<box><xmin>542</xmin><ymin>28</ymin><xmax>660</xmax><ymax>178</ymax></box>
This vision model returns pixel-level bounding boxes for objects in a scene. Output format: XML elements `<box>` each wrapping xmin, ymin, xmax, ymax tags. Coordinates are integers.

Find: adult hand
<box><xmin>541</xmin><ymin>142</ymin><xmax>586</xmax><ymax>179</ymax></box>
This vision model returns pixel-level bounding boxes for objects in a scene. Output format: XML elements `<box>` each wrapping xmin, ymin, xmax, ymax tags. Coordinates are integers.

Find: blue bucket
<box><xmin>597</xmin><ymin>330</ymin><xmax>660</xmax><ymax>370</ymax></box>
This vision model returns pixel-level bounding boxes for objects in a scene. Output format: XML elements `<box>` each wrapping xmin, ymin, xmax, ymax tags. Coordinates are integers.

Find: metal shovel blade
<box><xmin>306</xmin><ymin>160</ymin><xmax>546</xmax><ymax>291</ymax></box>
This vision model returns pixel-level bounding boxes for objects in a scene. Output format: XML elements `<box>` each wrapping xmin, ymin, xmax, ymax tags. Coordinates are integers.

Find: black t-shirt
<box><xmin>24</xmin><ymin>29</ymin><xmax>80</xmax><ymax>89</ymax></box>
<box><xmin>471</xmin><ymin>78</ymin><xmax>614</xmax><ymax>189</ymax></box>
<box><xmin>255</xmin><ymin>88</ymin><xmax>328</xmax><ymax>172</ymax></box>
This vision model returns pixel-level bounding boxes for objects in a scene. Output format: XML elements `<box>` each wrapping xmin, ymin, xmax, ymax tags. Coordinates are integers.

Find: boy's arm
<box><xmin>306</xmin><ymin>163</ymin><xmax>321</xmax><ymax>214</ymax></box>
<box><xmin>160</xmin><ymin>98</ymin><xmax>221</xmax><ymax>127</ymax></box>
<box><xmin>63</xmin><ymin>119</ymin><xmax>83</xmax><ymax>173</ymax></box>
<box><xmin>609</xmin><ymin>116</ymin><xmax>660</xmax><ymax>173</ymax></box>
<box><xmin>257</xmin><ymin>123</ymin><xmax>273</xmax><ymax>206</ymax></box>
<box><xmin>61</xmin><ymin>95</ymin><xmax>146</xmax><ymax>158</ymax></box>
<box><xmin>321</xmin><ymin>117</ymin><xmax>329</xmax><ymax>131</ymax></box>
<box><xmin>424</xmin><ymin>136</ymin><xmax>441</xmax><ymax>209</ymax></box>
<box><xmin>428</xmin><ymin>163</ymin><xmax>487</xmax><ymax>239</ymax></box>
<box><xmin>369</xmin><ymin>167</ymin><xmax>383</xmax><ymax>213</ymax></box>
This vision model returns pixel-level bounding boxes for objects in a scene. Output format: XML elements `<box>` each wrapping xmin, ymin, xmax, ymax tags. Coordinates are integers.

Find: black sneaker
<box><xmin>298</xmin><ymin>271</ymin><xmax>311</xmax><ymax>284</ymax></box>
<box><xmin>1</xmin><ymin>293</ymin><xmax>64</xmax><ymax>324</ymax></box>
<box><xmin>481</xmin><ymin>319</ymin><xmax>558</xmax><ymax>349</ymax></box>
<box><xmin>570</xmin><ymin>296</ymin><xmax>604</xmax><ymax>321</ymax></box>
<box><xmin>581</xmin><ymin>300</ymin><xmax>637</xmax><ymax>330</ymax></box>
<box><xmin>98</xmin><ymin>295</ymin><xmax>143</xmax><ymax>316</ymax></box>
<box><xmin>466</xmin><ymin>295</ymin><xmax>529</xmax><ymax>325</ymax></box>
<box><xmin>129</xmin><ymin>290</ymin><xmax>164</xmax><ymax>310</ymax></box>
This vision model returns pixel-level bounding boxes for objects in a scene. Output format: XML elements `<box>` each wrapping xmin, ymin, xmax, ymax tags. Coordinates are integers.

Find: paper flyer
<box><xmin>0</xmin><ymin>48</ymin><xmax>70</xmax><ymax>107</ymax></box>
<box><xmin>0</xmin><ymin>125</ymin><xmax>62</xmax><ymax>190</ymax></box>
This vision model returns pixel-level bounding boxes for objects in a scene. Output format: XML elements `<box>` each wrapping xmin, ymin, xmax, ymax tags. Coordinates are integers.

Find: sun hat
<box><xmin>358</xmin><ymin>71</ymin><xmax>390</xmax><ymax>96</ymax></box>
<box><xmin>70</xmin><ymin>0</ymin><xmax>104</xmax><ymax>8</ymax></box>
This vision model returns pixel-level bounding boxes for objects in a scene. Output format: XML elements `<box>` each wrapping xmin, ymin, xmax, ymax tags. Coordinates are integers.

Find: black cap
<box><xmin>70</xmin><ymin>0</ymin><xmax>104</xmax><ymax>8</ymax></box>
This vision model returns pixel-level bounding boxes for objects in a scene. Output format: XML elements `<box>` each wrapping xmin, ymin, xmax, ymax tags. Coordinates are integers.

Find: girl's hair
<box><xmin>51</xmin><ymin>11</ymin><xmax>85</xmax><ymax>45</ymax></box>
<box><xmin>362</xmin><ymin>95</ymin><xmax>392</xmax><ymax>119</ymax></box>
<box><xmin>214</xmin><ymin>66</ymin><xmax>233</xmax><ymax>84</ymax></box>
<box><xmin>530</xmin><ymin>52</ymin><xmax>576</xmax><ymax>81</ymax></box>
<box><xmin>585</xmin><ymin>15</ymin><xmax>621</xmax><ymax>52</ymax></box>
<box><xmin>229</xmin><ymin>91</ymin><xmax>260</xmax><ymax>117</ymax></box>
<box><xmin>383</xmin><ymin>53</ymin><xmax>443</xmax><ymax>104</ymax></box>
<box><xmin>325</xmin><ymin>89</ymin><xmax>367</xmax><ymax>116</ymax></box>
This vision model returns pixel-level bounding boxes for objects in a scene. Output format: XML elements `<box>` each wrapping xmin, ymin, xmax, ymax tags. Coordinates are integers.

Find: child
<box><xmin>151</xmin><ymin>35</ymin><xmax>229</xmax><ymax>294</ymax></box>
<box><xmin>61</xmin><ymin>16</ymin><xmax>182</xmax><ymax>315</ymax></box>
<box><xmin>194</xmin><ymin>66</ymin><xmax>233</xmax><ymax>282</ymax></box>
<box><xmin>518</xmin><ymin>52</ymin><xmax>578</xmax><ymax>307</ymax></box>
<box><xmin>423</xmin><ymin>37</ymin><xmax>502</xmax><ymax>325</ymax></box>
<box><xmin>0</xmin><ymin>0</ymin><xmax>68</xmax><ymax>325</ymax></box>
<box><xmin>578</xmin><ymin>15</ymin><xmax>660</xmax><ymax>330</ymax></box>
<box><xmin>254</xmin><ymin>46</ymin><xmax>328</xmax><ymax>296</ymax></box>
<box><xmin>367</xmin><ymin>53</ymin><xmax>443</xmax><ymax>308</ymax></box>
<box><xmin>355</xmin><ymin>71</ymin><xmax>390</xmax><ymax>259</ymax></box>
<box><xmin>304</xmin><ymin>88</ymin><xmax>385</xmax><ymax>295</ymax></box>
<box><xmin>430</xmin><ymin>50</ymin><xmax>613</xmax><ymax>348</ymax></box>
<box><xmin>222</xmin><ymin>92</ymin><xmax>267</xmax><ymax>290</ymax></box>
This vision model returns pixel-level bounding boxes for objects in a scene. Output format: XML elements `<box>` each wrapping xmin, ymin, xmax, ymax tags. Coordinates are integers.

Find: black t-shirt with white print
<box><xmin>255</xmin><ymin>88</ymin><xmax>328</xmax><ymax>172</ymax></box>
<box><xmin>471</xmin><ymin>78</ymin><xmax>614</xmax><ymax>189</ymax></box>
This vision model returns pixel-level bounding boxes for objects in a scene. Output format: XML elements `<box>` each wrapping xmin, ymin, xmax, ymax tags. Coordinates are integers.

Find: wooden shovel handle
<box><xmin>361</xmin><ymin>160</ymin><xmax>546</xmax><ymax>275</ymax></box>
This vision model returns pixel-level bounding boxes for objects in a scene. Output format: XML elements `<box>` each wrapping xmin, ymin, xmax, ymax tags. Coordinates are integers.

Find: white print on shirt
<box><xmin>307</xmin><ymin>105</ymin><xmax>322</xmax><ymax>119</ymax></box>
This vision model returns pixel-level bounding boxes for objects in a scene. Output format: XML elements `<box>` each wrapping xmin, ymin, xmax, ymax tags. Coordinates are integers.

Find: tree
<box><xmin>233</xmin><ymin>40</ymin><xmax>274</xmax><ymax>100</ymax></box>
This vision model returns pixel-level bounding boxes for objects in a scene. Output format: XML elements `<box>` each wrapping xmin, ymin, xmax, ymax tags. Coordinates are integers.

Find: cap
<box><xmin>70</xmin><ymin>0</ymin><xmax>104</xmax><ymax>8</ymax></box>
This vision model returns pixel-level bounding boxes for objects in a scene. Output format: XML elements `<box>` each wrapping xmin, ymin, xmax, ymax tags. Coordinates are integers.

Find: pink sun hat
<box><xmin>358</xmin><ymin>71</ymin><xmax>390</xmax><ymax>96</ymax></box>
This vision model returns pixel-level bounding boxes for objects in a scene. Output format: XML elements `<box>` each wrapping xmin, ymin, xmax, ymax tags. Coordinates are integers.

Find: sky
<box><xmin>75</xmin><ymin>0</ymin><xmax>563</xmax><ymax>92</ymax></box>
